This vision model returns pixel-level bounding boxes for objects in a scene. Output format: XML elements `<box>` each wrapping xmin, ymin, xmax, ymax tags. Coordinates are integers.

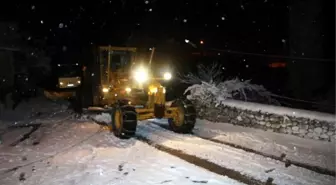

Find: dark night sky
<box><xmin>0</xmin><ymin>0</ymin><xmax>290</xmax><ymax>55</ymax></box>
<box><xmin>0</xmin><ymin>0</ymin><xmax>334</xmax><ymax>111</ymax></box>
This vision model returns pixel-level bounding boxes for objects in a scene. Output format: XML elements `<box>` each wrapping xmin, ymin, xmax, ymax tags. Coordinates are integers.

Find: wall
<box><xmin>193</xmin><ymin>99</ymin><xmax>336</xmax><ymax>142</ymax></box>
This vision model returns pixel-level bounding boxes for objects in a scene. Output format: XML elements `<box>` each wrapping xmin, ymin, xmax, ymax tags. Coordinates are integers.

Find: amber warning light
<box><xmin>269</xmin><ymin>62</ymin><xmax>286</xmax><ymax>68</ymax></box>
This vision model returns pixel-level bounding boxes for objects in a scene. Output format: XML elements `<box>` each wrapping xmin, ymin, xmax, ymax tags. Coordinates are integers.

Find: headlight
<box><xmin>102</xmin><ymin>88</ymin><xmax>109</xmax><ymax>93</ymax></box>
<box><xmin>163</xmin><ymin>72</ymin><xmax>172</xmax><ymax>80</ymax></box>
<box><xmin>150</xmin><ymin>87</ymin><xmax>158</xmax><ymax>93</ymax></box>
<box><xmin>133</xmin><ymin>67</ymin><xmax>148</xmax><ymax>83</ymax></box>
<box><xmin>125</xmin><ymin>87</ymin><xmax>131</xmax><ymax>93</ymax></box>
<box><xmin>77</xmin><ymin>80</ymin><xmax>81</xmax><ymax>84</ymax></box>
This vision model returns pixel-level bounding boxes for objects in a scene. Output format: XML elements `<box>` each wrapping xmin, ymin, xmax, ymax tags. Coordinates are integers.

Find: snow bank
<box><xmin>195</xmin><ymin>99</ymin><xmax>336</xmax><ymax>142</ymax></box>
<box><xmin>221</xmin><ymin>99</ymin><xmax>335</xmax><ymax>123</ymax></box>
<box><xmin>0</xmin><ymin>97</ymin><xmax>69</xmax><ymax>124</ymax></box>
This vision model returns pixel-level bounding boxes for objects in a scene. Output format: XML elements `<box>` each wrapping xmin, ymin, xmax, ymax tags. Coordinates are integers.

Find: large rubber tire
<box><xmin>168</xmin><ymin>99</ymin><xmax>196</xmax><ymax>133</ymax></box>
<box><xmin>111</xmin><ymin>104</ymin><xmax>137</xmax><ymax>139</ymax></box>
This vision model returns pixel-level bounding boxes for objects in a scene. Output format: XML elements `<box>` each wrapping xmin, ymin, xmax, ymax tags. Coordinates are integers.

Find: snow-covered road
<box><xmin>139</xmin><ymin>120</ymin><xmax>335</xmax><ymax>185</ymax></box>
<box><xmin>0</xmin><ymin>120</ymin><xmax>242</xmax><ymax>185</ymax></box>
<box><xmin>0</xmin><ymin>98</ymin><xmax>335</xmax><ymax>185</ymax></box>
<box><xmin>193</xmin><ymin>119</ymin><xmax>335</xmax><ymax>172</ymax></box>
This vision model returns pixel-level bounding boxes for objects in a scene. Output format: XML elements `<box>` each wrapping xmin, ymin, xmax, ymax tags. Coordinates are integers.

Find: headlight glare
<box><xmin>125</xmin><ymin>87</ymin><xmax>131</xmax><ymax>93</ymax></box>
<box><xmin>102</xmin><ymin>88</ymin><xmax>109</xmax><ymax>93</ymax></box>
<box><xmin>163</xmin><ymin>72</ymin><xmax>172</xmax><ymax>80</ymax></box>
<box><xmin>134</xmin><ymin>67</ymin><xmax>148</xmax><ymax>83</ymax></box>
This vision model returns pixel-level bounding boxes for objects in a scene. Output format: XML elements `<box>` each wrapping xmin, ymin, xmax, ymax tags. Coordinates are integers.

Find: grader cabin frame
<box><xmin>78</xmin><ymin>46</ymin><xmax>196</xmax><ymax>139</ymax></box>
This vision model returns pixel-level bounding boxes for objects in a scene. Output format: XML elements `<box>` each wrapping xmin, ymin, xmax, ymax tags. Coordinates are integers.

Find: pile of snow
<box><xmin>0</xmin><ymin>97</ymin><xmax>69</xmax><ymax>124</ymax></box>
<box><xmin>92</xmin><ymin>113</ymin><xmax>111</xmax><ymax>124</ymax></box>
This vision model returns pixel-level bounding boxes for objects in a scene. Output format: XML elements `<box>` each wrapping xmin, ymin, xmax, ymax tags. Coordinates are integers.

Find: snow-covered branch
<box><xmin>180</xmin><ymin>63</ymin><xmax>279</xmax><ymax>106</ymax></box>
<box><xmin>179</xmin><ymin>63</ymin><xmax>223</xmax><ymax>84</ymax></box>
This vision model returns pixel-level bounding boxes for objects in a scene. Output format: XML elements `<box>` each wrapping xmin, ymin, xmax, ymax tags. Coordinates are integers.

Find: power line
<box><xmin>270</xmin><ymin>93</ymin><xmax>335</xmax><ymax>107</ymax></box>
<box><xmin>207</xmin><ymin>48</ymin><xmax>335</xmax><ymax>62</ymax></box>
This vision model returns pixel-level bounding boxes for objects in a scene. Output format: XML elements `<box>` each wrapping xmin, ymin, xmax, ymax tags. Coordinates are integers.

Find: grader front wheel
<box><xmin>168</xmin><ymin>99</ymin><xmax>196</xmax><ymax>133</ymax></box>
<box><xmin>111</xmin><ymin>104</ymin><xmax>137</xmax><ymax>139</ymax></box>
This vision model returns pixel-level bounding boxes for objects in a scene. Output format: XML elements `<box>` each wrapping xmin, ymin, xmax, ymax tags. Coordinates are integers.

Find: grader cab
<box><xmin>79</xmin><ymin>46</ymin><xmax>196</xmax><ymax>139</ymax></box>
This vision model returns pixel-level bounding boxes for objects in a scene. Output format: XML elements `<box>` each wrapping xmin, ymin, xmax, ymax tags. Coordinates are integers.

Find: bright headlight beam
<box><xmin>134</xmin><ymin>67</ymin><xmax>148</xmax><ymax>83</ymax></box>
<box><xmin>163</xmin><ymin>72</ymin><xmax>172</xmax><ymax>80</ymax></box>
<box><xmin>102</xmin><ymin>88</ymin><xmax>109</xmax><ymax>93</ymax></box>
<box><xmin>125</xmin><ymin>87</ymin><xmax>131</xmax><ymax>93</ymax></box>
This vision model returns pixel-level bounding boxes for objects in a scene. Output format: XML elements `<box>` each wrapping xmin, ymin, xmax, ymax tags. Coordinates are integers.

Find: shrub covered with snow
<box><xmin>180</xmin><ymin>63</ymin><xmax>278</xmax><ymax>106</ymax></box>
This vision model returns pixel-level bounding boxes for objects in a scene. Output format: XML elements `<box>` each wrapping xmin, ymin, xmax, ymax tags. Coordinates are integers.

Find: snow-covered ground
<box><xmin>140</xmin><ymin>120</ymin><xmax>335</xmax><ymax>185</ymax></box>
<box><xmin>193</xmin><ymin>119</ymin><xmax>336</xmax><ymax>172</ymax></box>
<box><xmin>0</xmin><ymin>97</ymin><xmax>335</xmax><ymax>185</ymax></box>
<box><xmin>0</xmin><ymin>98</ymin><xmax>243</xmax><ymax>185</ymax></box>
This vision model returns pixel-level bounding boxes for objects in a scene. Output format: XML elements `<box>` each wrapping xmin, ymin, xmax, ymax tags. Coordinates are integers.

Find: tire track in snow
<box><xmin>0</xmin><ymin>116</ymin><xmax>101</xmax><ymax>178</ymax></box>
<box><xmin>138</xmin><ymin>121</ymin><xmax>335</xmax><ymax>185</ymax></box>
<box><xmin>193</xmin><ymin>128</ymin><xmax>336</xmax><ymax>177</ymax></box>
<box><xmin>135</xmin><ymin>135</ymin><xmax>268</xmax><ymax>185</ymax></box>
<box><xmin>152</xmin><ymin>121</ymin><xmax>335</xmax><ymax>177</ymax></box>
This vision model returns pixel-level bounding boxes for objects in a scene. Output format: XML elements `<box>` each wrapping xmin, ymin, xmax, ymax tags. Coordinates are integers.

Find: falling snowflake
<box><xmin>282</xmin><ymin>39</ymin><xmax>286</xmax><ymax>43</ymax></box>
<box><xmin>246</xmin><ymin>65</ymin><xmax>249</xmax><ymax>68</ymax></box>
<box><xmin>31</xmin><ymin>5</ymin><xmax>35</xmax><ymax>10</ymax></box>
<box><xmin>241</xmin><ymin>5</ymin><xmax>245</xmax><ymax>10</ymax></box>
<box><xmin>183</xmin><ymin>19</ymin><xmax>187</xmax><ymax>23</ymax></box>
<box><xmin>221</xmin><ymin>17</ymin><xmax>225</xmax><ymax>20</ymax></box>
<box><xmin>216</xmin><ymin>25</ymin><xmax>219</xmax><ymax>27</ymax></box>
<box><xmin>243</xmin><ymin>59</ymin><xmax>246</xmax><ymax>62</ymax></box>
<box><xmin>218</xmin><ymin>53</ymin><xmax>221</xmax><ymax>55</ymax></box>
<box><xmin>27</xmin><ymin>37</ymin><xmax>31</xmax><ymax>40</ymax></box>
<box><xmin>264</xmin><ymin>0</ymin><xmax>267</xmax><ymax>2</ymax></box>
<box><xmin>149</xmin><ymin>8</ymin><xmax>152</xmax><ymax>12</ymax></box>
<box><xmin>59</xmin><ymin>23</ymin><xmax>64</xmax><ymax>28</ymax></box>
<box><xmin>302</xmin><ymin>53</ymin><xmax>305</xmax><ymax>56</ymax></box>
<box><xmin>41</xmin><ymin>20</ymin><xmax>44</xmax><ymax>24</ymax></box>
<box><xmin>145</xmin><ymin>0</ymin><xmax>149</xmax><ymax>4</ymax></box>
<box><xmin>62</xmin><ymin>46</ymin><xmax>67</xmax><ymax>51</ymax></box>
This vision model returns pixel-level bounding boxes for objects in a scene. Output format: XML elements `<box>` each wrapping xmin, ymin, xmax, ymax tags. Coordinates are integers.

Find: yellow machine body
<box><xmin>95</xmin><ymin>46</ymin><xmax>179</xmax><ymax>122</ymax></box>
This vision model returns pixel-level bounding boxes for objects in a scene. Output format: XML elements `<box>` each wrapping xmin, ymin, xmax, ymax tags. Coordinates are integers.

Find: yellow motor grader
<box><xmin>78</xmin><ymin>46</ymin><xmax>196</xmax><ymax>139</ymax></box>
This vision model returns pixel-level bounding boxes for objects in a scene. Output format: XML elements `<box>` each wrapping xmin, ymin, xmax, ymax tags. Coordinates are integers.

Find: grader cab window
<box><xmin>110</xmin><ymin>51</ymin><xmax>132</xmax><ymax>72</ymax></box>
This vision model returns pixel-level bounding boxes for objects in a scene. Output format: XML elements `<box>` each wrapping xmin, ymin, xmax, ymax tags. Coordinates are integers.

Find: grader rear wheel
<box><xmin>111</xmin><ymin>104</ymin><xmax>137</xmax><ymax>139</ymax></box>
<box><xmin>168</xmin><ymin>99</ymin><xmax>196</xmax><ymax>133</ymax></box>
